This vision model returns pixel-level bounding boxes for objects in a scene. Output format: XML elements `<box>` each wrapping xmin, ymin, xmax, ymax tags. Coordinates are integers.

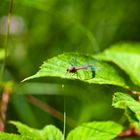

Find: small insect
<box><xmin>66</xmin><ymin>58</ymin><xmax>99</xmax><ymax>78</ymax></box>
<box><xmin>66</xmin><ymin>64</ymin><xmax>93</xmax><ymax>73</ymax></box>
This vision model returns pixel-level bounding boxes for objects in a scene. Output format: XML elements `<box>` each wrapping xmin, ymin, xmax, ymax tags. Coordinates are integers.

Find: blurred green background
<box><xmin>0</xmin><ymin>0</ymin><xmax>140</xmax><ymax>133</ymax></box>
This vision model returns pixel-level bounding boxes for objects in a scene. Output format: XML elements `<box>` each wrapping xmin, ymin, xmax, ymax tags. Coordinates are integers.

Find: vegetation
<box><xmin>0</xmin><ymin>0</ymin><xmax>140</xmax><ymax>139</ymax></box>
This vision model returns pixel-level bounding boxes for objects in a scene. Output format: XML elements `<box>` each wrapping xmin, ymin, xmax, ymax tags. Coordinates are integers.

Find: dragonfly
<box><xmin>66</xmin><ymin>57</ymin><xmax>100</xmax><ymax>78</ymax></box>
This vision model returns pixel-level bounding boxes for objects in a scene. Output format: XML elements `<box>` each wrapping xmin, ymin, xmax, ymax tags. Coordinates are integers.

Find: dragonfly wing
<box><xmin>79</xmin><ymin>66</ymin><xmax>102</xmax><ymax>71</ymax></box>
<box><xmin>68</xmin><ymin>57</ymin><xmax>78</xmax><ymax>66</ymax></box>
<box><xmin>80</xmin><ymin>58</ymin><xmax>101</xmax><ymax>68</ymax></box>
<box><xmin>68</xmin><ymin>59</ymin><xmax>74</xmax><ymax>66</ymax></box>
<box><xmin>73</xmin><ymin>57</ymin><xmax>77</xmax><ymax>66</ymax></box>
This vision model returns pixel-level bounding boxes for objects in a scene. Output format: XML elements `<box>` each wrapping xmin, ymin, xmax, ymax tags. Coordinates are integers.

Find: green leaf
<box><xmin>112</xmin><ymin>92</ymin><xmax>140</xmax><ymax>130</ymax></box>
<box><xmin>0</xmin><ymin>132</ymin><xmax>32</xmax><ymax>140</ymax></box>
<box><xmin>10</xmin><ymin>121</ymin><xmax>64</xmax><ymax>140</ymax></box>
<box><xmin>41</xmin><ymin>125</ymin><xmax>64</xmax><ymax>140</ymax></box>
<box><xmin>66</xmin><ymin>121</ymin><xmax>123</xmax><ymax>140</ymax></box>
<box><xmin>97</xmin><ymin>43</ymin><xmax>140</xmax><ymax>86</ymax></box>
<box><xmin>23</xmin><ymin>53</ymin><xmax>128</xmax><ymax>88</ymax></box>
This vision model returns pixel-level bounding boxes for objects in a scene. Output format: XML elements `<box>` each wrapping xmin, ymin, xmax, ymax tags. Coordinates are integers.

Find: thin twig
<box><xmin>27</xmin><ymin>95</ymin><xmax>76</xmax><ymax>127</ymax></box>
<box><xmin>0</xmin><ymin>88</ymin><xmax>10</xmax><ymax>131</ymax></box>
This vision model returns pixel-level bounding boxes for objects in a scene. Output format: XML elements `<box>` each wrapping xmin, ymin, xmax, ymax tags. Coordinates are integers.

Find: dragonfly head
<box><xmin>66</xmin><ymin>68</ymin><xmax>70</xmax><ymax>72</ymax></box>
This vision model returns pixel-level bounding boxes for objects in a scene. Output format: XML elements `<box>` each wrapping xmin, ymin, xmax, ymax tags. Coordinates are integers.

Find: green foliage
<box><xmin>0</xmin><ymin>121</ymin><xmax>123</xmax><ymax>140</ymax></box>
<box><xmin>9</xmin><ymin>121</ymin><xmax>64</xmax><ymax>140</ymax></box>
<box><xmin>0</xmin><ymin>132</ymin><xmax>31</xmax><ymax>140</ymax></box>
<box><xmin>11</xmin><ymin>43</ymin><xmax>140</xmax><ymax>138</ymax></box>
<box><xmin>67</xmin><ymin>121</ymin><xmax>123</xmax><ymax>140</ymax></box>
<box><xmin>113</xmin><ymin>92</ymin><xmax>140</xmax><ymax>130</ymax></box>
<box><xmin>23</xmin><ymin>53</ymin><xmax>128</xmax><ymax>88</ymax></box>
<box><xmin>1</xmin><ymin>0</ymin><xmax>140</xmax><ymax>139</ymax></box>
<box><xmin>97</xmin><ymin>43</ymin><xmax>140</xmax><ymax>86</ymax></box>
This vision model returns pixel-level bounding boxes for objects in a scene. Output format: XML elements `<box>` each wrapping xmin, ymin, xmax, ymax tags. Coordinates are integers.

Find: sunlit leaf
<box><xmin>0</xmin><ymin>132</ymin><xmax>31</xmax><ymax>140</ymax></box>
<box><xmin>97</xmin><ymin>43</ymin><xmax>140</xmax><ymax>86</ymax></box>
<box><xmin>41</xmin><ymin>125</ymin><xmax>64</xmax><ymax>140</ymax></box>
<box><xmin>23</xmin><ymin>53</ymin><xmax>128</xmax><ymax>88</ymax></box>
<box><xmin>66</xmin><ymin>121</ymin><xmax>123</xmax><ymax>140</ymax></box>
<box><xmin>10</xmin><ymin>121</ymin><xmax>64</xmax><ymax>140</ymax></box>
<box><xmin>112</xmin><ymin>92</ymin><xmax>140</xmax><ymax>130</ymax></box>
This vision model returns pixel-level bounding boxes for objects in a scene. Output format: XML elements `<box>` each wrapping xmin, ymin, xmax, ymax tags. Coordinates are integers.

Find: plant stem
<box><xmin>0</xmin><ymin>88</ymin><xmax>10</xmax><ymax>131</ymax></box>
<box><xmin>63</xmin><ymin>111</ymin><xmax>66</xmax><ymax>140</ymax></box>
<box><xmin>0</xmin><ymin>0</ymin><xmax>13</xmax><ymax>131</ymax></box>
<box><xmin>63</xmin><ymin>96</ymin><xmax>66</xmax><ymax>140</ymax></box>
<box><xmin>0</xmin><ymin>0</ymin><xmax>13</xmax><ymax>82</ymax></box>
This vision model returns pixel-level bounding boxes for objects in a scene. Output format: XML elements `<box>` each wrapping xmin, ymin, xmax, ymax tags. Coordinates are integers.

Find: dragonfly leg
<box><xmin>71</xmin><ymin>72</ymin><xmax>79</xmax><ymax>79</ymax></box>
